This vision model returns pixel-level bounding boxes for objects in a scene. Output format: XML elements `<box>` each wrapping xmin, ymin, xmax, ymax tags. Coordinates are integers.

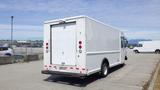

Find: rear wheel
<box><xmin>5</xmin><ymin>53</ymin><xmax>12</xmax><ymax>56</ymax></box>
<box><xmin>155</xmin><ymin>50</ymin><xmax>160</xmax><ymax>54</ymax></box>
<box><xmin>100</xmin><ymin>62</ymin><xmax>109</xmax><ymax>77</ymax></box>
<box><xmin>125</xmin><ymin>56</ymin><xmax>128</xmax><ymax>60</ymax></box>
<box><xmin>134</xmin><ymin>50</ymin><xmax>139</xmax><ymax>53</ymax></box>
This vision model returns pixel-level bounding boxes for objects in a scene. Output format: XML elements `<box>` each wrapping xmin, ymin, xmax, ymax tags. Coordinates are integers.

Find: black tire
<box><xmin>134</xmin><ymin>50</ymin><xmax>139</xmax><ymax>53</ymax></box>
<box><xmin>125</xmin><ymin>56</ymin><xmax>128</xmax><ymax>60</ymax></box>
<box><xmin>155</xmin><ymin>50</ymin><xmax>160</xmax><ymax>54</ymax></box>
<box><xmin>5</xmin><ymin>53</ymin><xmax>11</xmax><ymax>56</ymax></box>
<box><xmin>100</xmin><ymin>62</ymin><xmax>109</xmax><ymax>77</ymax></box>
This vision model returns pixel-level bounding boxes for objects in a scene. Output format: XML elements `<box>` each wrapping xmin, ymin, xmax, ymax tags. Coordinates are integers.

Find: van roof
<box><xmin>44</xmin><ymin>15</ymin><xmax>86</xmax><ymax>24</ymax></box>
<box><xmin>44</xmin><ymin>15</ymin><xmax>123</xmax><ymax>33</ymax></box>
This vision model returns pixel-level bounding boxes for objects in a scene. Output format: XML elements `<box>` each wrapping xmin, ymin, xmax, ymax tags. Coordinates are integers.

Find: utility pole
<box><xmin>11</xmin><ymin>16</ymin><xmax>14</xmax><ymax>48</ymax></box>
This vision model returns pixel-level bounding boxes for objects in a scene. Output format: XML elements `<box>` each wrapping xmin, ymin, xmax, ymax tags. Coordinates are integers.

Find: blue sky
<box><xmin>0</xmin><ymin>0</ymin><xmax>160</xmax><ymax>40</ymax></box>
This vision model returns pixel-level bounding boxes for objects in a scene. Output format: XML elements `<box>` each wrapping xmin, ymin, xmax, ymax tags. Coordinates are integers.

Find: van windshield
<box><xmin>137</xmin><ymin>44</ymin><xmax>143</xmax><ymax>47</ymax></box>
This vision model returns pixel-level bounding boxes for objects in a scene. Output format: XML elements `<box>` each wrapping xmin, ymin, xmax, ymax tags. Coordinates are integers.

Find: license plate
<box><xmin>59</xmin><ymin>67</ymin><xmax>67</xmax><ymax>70</ymax></box>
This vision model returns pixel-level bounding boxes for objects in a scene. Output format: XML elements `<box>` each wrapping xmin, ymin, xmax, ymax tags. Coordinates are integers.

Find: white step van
<box><xmin>42</xmin><ymin>16</ymin><xmax>128</xmax><ymax>77</ymax></box>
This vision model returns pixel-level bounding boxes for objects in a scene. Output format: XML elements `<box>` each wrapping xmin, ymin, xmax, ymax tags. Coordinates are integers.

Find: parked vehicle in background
<box><xmin>0</xmin><ymin>47</ymin><xmax>14</xmax><ymax>57</ymax></box>
<box><xmin>133</xmin><ymin>40</ymin><xmax>160</xmax><ymax>54</ymax></box>
<box><xmin>42</xmin><ymin>16</ymin><xmax>128</xmax><ymax>78</ymax></box>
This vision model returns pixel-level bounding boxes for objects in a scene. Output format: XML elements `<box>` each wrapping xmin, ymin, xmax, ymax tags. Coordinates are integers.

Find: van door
<box><xmin>50</xmin><ymin>21</ymin><xmax>77</xmax><ymax>66</ymax></box>
<box><xmin>121</xmin><ymin>36</ymin><xmax>127</xmax><ymax>63</ymax></box>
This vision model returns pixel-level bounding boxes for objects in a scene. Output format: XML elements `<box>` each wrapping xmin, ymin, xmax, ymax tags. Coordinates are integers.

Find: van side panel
<box><xmin>85</xmin><ymin>18</ymin><xmax>121</xmax><ymax>75</ymax></box>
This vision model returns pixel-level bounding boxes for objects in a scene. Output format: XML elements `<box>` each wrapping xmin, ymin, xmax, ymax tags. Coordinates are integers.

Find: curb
<box><xmin>143</xmin><ymin>59</ymin><xmax>160</xmax><ymax>90</ymax></box>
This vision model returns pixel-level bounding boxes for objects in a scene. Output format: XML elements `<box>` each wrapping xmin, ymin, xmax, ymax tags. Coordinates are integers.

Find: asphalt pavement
<box><xmin>0</xmin><ymin>50</ymin><xmax>159</xmax><ymax>90</ymax></box>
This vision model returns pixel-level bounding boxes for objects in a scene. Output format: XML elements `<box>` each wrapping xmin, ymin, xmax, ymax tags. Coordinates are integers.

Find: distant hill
<box><xmin>128</xmin><ymin>39</ymin><xmax>152</xmax><ymax>45</ymax></box>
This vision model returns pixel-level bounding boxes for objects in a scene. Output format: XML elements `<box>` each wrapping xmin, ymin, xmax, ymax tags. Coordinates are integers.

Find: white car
<box><xmin>0</xmin><ymin>47</ymin><xmax>14</xmax><ymax>57</ymax></box>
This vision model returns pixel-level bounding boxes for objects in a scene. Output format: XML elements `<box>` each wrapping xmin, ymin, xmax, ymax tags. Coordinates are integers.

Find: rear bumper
<box><xmin>41</xmin><ymin>70</ymin><xmax>86</xmax><ymax>77</ymax></box>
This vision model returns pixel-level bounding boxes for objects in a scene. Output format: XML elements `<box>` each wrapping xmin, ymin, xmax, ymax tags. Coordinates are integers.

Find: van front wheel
<box><xmin>155</xmin><ymin>50</ymin><xmax>160</xmax><ymax>54</ymax></box>
<box><xmin>100</xmin><ymin>62</ymin><xmax>109</xmax><ymax>77</ymax></box>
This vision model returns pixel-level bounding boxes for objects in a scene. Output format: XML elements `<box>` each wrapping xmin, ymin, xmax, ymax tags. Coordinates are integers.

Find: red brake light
<box><xmin>46</xmin><ymin>43</ymin><xmax>48</xmax><ymax>49</ymax></box>
<box><xmin>78</xmin><ymin>41</ymin><xmax>82</xmax><ymax>50</ymax></box>
<box><xmin>79</xmin><ymin>41</ymin><xmax>82</xmax><ymax>44</ymax></box>
<box><xmin>79</xmin><ymin>45</ymin><xmax>82</xmax><ymax>49</ymax></box>
<box><xmin>82</xmin><ymin>68</ymin><xmax>85</xmax><ymax>70</ymax></box>
<box><xmin>70</xmin><ymin>67</ymin><xmax>73</xmax><ymax>69</ymax></box>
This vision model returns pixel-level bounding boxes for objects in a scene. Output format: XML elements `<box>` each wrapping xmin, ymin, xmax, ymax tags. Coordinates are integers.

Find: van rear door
<box><xmin>50</xmin><ymin>21</ymin><xmax>77</xmax><ymax>66</ymax></box>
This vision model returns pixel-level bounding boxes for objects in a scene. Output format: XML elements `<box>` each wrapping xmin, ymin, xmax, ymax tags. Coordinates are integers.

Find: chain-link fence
<box><xmin>12</xmin><ymin>47</ymin><xmax>43</xmax><ymax>63</ymax></box>
<box><xmin>13</xmin><ymin>47</ymin><xmax>43</xmax><ymax>55</ymax></box>
<box><xmin>0</xmin><ymin>40</ymin><xmax>43</xmax><ymax>64</ymax></box>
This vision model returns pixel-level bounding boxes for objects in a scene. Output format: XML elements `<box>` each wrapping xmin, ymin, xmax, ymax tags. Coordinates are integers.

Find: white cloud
<box><xmin>124</xmin><ymin>30</ymin><xmax>160</xmax><ymax>40</ymax></box>
<box><xmin>0</xmin><ymin>24</ymin><xmax>42</xmax><ymax>31</ymax></box>
<box><xmin>0</xmin><ymin>24</ymin><xmax>42</xmax><ymax>40</ymax></box>
<box><xmin>0</xmin><ymin>0</ymin><xmax>160</xmax><ymax>40</ymax></box>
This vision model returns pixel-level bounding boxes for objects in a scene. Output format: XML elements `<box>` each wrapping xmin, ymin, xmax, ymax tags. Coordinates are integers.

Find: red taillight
<box><xmin>78</xmin><ymin>41</ymin><xmax>82</xmax><ymax>49</ymax></box>
<box><xmin>79</xmin><ymin>45</ymin><xmax>82</xmax><ymax>49</ymax></box>
<box><xmin>46</xmin><ymin>43</ymin><xmax>48</xmax><ymax>48</ymax></box>
<box><xmin>70</xmin><ymin>67</ymin><xmax>73</xmax><ymax>69</ymax></box>
<box><xmin>79</xmin><ymin>41</ymin><xmax>82</xmax><ymax>44</ymax></box>
<box><xmin>46</xmin><ymin>42</ymin><xmax>49</xmax><ymax>53</ymax></box>
<box><xmin>78</xmin><ymin>41</ymin><xmax>82</xmax><ymax>53</ymax></box>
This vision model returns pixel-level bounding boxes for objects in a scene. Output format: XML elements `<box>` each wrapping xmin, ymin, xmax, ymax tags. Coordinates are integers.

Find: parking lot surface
<box><xmin>0</xmin><ymin>51</ymin><xmax>159</xmax><ymax>90</ymax></box>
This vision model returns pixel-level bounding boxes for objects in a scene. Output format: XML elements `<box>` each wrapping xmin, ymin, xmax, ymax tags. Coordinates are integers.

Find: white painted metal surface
<box><xmin>43</xmin><ymin>16</ymin><xmax>127</xmax><ymax>76</ymax></box>
<box><xmin>51</xmin><ymin>22</ymin><xmax>76</xmax><ymax>65</ymax></box>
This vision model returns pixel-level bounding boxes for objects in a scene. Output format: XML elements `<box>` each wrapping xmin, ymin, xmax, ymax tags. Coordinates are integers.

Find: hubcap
<box><xmin>103</xmin><ymin>65</ymin><xmax>108</xmax><ymax>75</ymax></box>
<box><xmin>156</xmin><ymin>51</ymin><xmax>160</xmax><ymax>54</ymax></box>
